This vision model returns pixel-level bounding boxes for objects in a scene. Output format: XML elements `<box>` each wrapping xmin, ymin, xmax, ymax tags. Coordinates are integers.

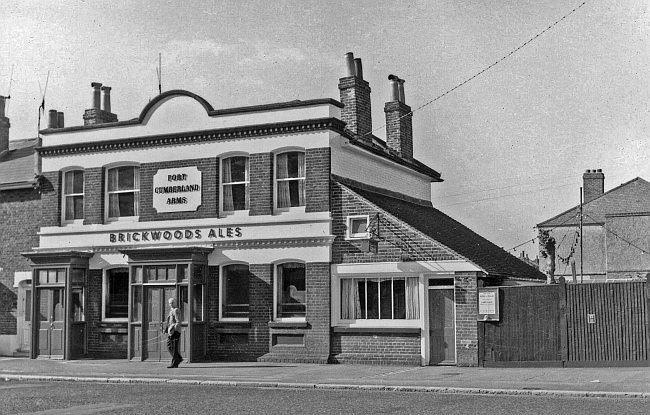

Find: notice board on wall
<box><xmin>477</xmin><ymin>288</ymin><xmax>500</xmax><ymax>321</ymax></box>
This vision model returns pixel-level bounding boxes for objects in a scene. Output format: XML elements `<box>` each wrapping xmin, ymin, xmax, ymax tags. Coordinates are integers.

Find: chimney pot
<box><xmin>101</xmin><ymin>86</ymin><xmax>112</xmax><ymax>113</ymax></box>
<box><xmin>388</xmin><ymin>75</ymin><xmax>400</xmax><ymax>102</ymax></box>
<box><xmin>344</xmin><ymin>52</ymin><xmax>355</xmax><ymax>77</ymax></box>
<box><xmin>47</xmin><ymin>110</ymin><xmax>58</xmax><ymax>129</ymax></box>
<box><xmin>398</xmin><ymin>79</ymin><xmax>406</xmax><ymax>104</ymax></box>
<box><xmin>91</xmin><ymin>82</ymin><xmax>102</xmax><ymax>109</ymax></box>
<box><xmin>353</xmin><ymin>58</ymin><xmax>363</xmax><ymax>80</ymax></box>
<box><xmin>57</xmin><ymin>112</ymin><xmax>64</xmax><ymax>128</ymax></box>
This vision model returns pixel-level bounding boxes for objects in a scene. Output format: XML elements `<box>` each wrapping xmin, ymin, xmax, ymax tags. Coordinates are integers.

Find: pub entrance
<box><xmin>123</xmin><ymin>247</ymin><xmax>210</xmax><ymax>363</ymax></box>
<box><xmin>428</xmin><ymin>278</ymin><xmax>456</xmax><ymax>365</ymax></box>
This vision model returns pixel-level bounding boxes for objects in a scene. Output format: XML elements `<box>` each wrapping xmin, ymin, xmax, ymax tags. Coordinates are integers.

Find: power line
<box><xmin>360</xmin><ymin>1</ymin><xmax>589</xmax><ymax>140</ymax></box>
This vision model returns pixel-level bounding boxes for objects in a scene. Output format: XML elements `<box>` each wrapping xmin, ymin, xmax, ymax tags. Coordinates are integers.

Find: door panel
<box><xmin>37</xmin><ymin>288</ymin><xmax>65</xmax><ymax>359</ymax></box>
<box><xmin>429</xmin><ymin>289</ymin><xmax>455</xmax><ymax>365</ymax></box>
<box><xmin>146</xmin><ymin>288</ymin><xmax>164</xmax><ymax>361</ymax></box>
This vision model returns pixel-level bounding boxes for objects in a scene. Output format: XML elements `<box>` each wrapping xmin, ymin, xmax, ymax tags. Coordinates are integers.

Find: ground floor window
<box><xmin>340</xmin><ymin>277</ymin><xmax>419</xmax><ymax>320</ymax></box>
<box><xmin>276</xmin><ymin>262</ymin><xmax>305</xmax><ymax>319</ymax></box>
<box><xmin>104</xmin><ymin>268</ymin><xmax>129</xmax><ymax>320</ymax></box>
<box><xmin>222</xmin><ymin>264</ymin><xmax>250</xmax><ymax>319</ymax></box>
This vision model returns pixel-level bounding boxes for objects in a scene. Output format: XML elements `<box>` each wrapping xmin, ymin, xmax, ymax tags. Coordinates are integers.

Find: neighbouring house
<box><xmin>2</xmin><ymin>53</ymin><xmax>544</xmax><ymax>365</ymax></box>
<box><xmin>537</xmin><ymin>169</ymin><xmax>650</xmax><ymax>282</ymax></box>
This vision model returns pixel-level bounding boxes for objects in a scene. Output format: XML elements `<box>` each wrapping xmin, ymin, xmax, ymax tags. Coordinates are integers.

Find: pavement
<box><xmin>1</xmin><ymin>357</ymin><xmax>649</xmax><ymax>399</ymax></box>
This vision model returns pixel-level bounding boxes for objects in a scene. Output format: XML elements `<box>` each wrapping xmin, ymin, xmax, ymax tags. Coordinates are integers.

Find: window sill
<box><xmin>268</xmin><ymin>321</ymin><xmax>308</xmax><ymax>329</ymax></box>
<box><xmin>333</xmin><ymin>327</ymin><xmax>421</xmax><ymax>334</ymax></box>
<box><xmin>214</xmin><ymin>321</ymin><xmax>251</xmax><ymax>328</ymax></box>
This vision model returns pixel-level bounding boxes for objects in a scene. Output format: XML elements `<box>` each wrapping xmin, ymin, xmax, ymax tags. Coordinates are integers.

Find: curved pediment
<box><xmin>138</xmin><ymin>90</ymin><xmax>215</xmax><ymax>127</ymax></box>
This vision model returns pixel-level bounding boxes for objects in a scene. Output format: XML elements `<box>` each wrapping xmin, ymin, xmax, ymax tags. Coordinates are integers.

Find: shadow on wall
<box><xmin>0</xmin><ymin>282</ymin><xmax>18</xmax><ymax>335</ymax></box>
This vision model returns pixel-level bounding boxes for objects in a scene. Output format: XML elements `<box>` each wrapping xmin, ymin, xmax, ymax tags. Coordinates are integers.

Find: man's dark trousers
<box><xmin>167</xmin><ymin>331</ymin><xmax>182</xmax><ymax>367</ymax></box>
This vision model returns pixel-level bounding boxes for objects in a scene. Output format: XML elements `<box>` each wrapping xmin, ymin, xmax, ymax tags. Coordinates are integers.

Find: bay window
<box><xmin>221</xmin><ymin>156</ymin><xmax>249</xmax><ymax>214</ymax></box>
<box><xmin>106</xmin><ymin>165</ymin><xmax>140</xmax><ymax>220</ymax></box>
<box><xmin>275</xmin><ymin>151</ymin><xmax>305</xmax><ymax>209</ymax></box>
<box><xmin>340</xmin><ymin>276</ymin><xmax>419</xmax><ymax>320</ymax></box>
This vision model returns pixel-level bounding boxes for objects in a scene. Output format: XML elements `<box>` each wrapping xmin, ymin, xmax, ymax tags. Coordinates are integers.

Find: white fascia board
<box><xmin>332</xmin><ymin>260</ymin><xmax>481</xmax><ymax>275</ymax></box>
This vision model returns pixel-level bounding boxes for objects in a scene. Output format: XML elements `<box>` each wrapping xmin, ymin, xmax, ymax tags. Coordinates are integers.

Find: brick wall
<box><xmin>331</xmin><ymin>181</ymin><xmax>456</xmax><ymax>264</ymax></box>
<box><xmin>139</xmin><ymin>157</ymin><xmax>218</xmax><ymax>222</ymax></box>
<box><xmin>0</xmin><ymin>188</ymin><xmax>40</xmax><ymax>336</ymax></box>
<box><xmin>305</xmin><ymin>148</ymin><xmax>330</xmax><ymax>213</ymax></box>
<box><xmin>40</xmin><ymin>171</ymin><xmax>61</xmax><ymax>227</ymax></box>
<box><xmin>86</xmin><ymin>268</ymin><xmax>128</xmax><ymax>358</ymax></box>
<box><xmin>454</xmin><ymin>272</ymin><xmax>479</xmax><ymax>367</ymax></box>
<box><xmin>249</xmin><ymin>153</ymin><xmax>272</xmax><ymax>216</ymax></box>
<box><xmin>84</xmin><ymin>167</ymin><xmax>104</xmax><ymax>225</ymax></box>
<box><xmin>330</xmin><ymin>332</ymin><xmax>421</xmax><ymax>365</ymax></box>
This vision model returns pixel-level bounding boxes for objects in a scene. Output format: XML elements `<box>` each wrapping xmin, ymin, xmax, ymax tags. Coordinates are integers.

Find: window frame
<box><xmin>102</xmin><ymin>267</ymin><xmax>130</xmax><ymax>322</ymax></box>
<box><xmin>219</xmin><ymin>262</ymin><xmax>251</xmax><ymax>321</ymax></box>
<box><xmin>104</xmin><ymin>163</ymin><xmax>140</xmax><ymax>222</ymax></box>
<box><xmin>273</xmin><ymin>261</ymin><xmax>306</xmax><ymax>322</ymax></box>
<box><xmin>346</xmin><ymin>215</ymin><xmax>370</xmax><ymax>239</ymax></box>
<box><xmin>333</xmin><ymin>273</ymin><xmax>422</xmax><ymax>328</ymax></box>
<box><xmin>219</xmin><ymin>153</ymin><xmax>250</xmax><ymax>217</ymax></box>
<box><xmin>273</xmin><ymin>148</ymin><xmax>306</xmax><ymax>213</ymax></box>
<box><xmin>61</xmin><ymin>168</ymin><xmax>85</xmax><ymax>225</ymax></box>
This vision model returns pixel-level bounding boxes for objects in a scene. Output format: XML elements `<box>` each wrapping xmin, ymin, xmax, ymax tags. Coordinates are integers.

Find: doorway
<box><xmin>37</xmin><ymin>288</ymin><xmax>65</xmax><ymax>359</ymax></box>
<box><xmin>144</xmin><ymin>286</ymin><xmax>176</xmax><ymax>361</ymax></box>
<box><xmin>429</xmin><ymin>284</ymin><xmax>456</xmax><ymax>365</ymax></box>
<box><xmin>17</xmin><ymin>282</ymin><xmax>32</xmax><ymax>354</ymax></box>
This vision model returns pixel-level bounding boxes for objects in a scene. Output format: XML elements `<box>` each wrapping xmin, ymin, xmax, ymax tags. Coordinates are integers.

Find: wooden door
<box><xmin>19</xmin><ymin>287</ymin><xmax>32</xmax><ymax>353</ymax></box>
<box><xmin>37</xmin><ymin>288</ymin><xmax>65</xmax><ymax>359</ymax></box>
<box><xmin>145</xmin><ymin>286</ymin><xmax>176</xmax><ymax>361</ymax></box>
<box><xmin>429</xmin><ymin>289</ymin><xmax>455</xmax><ymax>365</ymax></box>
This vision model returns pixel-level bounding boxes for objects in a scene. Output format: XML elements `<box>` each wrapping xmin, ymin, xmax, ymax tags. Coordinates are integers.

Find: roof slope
<box><xmin>343</xmin><ymin>182</ymin><xmax>545</xmax><ymax>280</ymax></box>
<box><xmin>537</xmin><ymin>177</ymin><xmax>650</xmax><ymax>227</ymax></box>
<box><xmin>0</xmin><ymin>138</ymin><xmax>38</xmax><ymax>188</ymax></box>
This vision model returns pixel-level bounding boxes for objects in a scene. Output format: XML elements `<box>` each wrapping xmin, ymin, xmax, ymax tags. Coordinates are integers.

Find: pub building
<box><xmin>18</xmin><ymin>53</ymin><xmax>543</xmax><ymax>365</ymax></box>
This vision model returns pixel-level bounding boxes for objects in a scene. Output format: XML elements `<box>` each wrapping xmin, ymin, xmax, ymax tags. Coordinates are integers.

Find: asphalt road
<box><xmin>2</xmin><ymin>380</ymin><xmax>649</xmax><ymax>414</ymax></box>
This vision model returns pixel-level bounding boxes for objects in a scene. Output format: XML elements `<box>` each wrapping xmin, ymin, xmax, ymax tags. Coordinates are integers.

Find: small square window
<box><xmin>347</xmin><ymin>216</ymin><xmax>369</xmax><ymax>239</ymax></box>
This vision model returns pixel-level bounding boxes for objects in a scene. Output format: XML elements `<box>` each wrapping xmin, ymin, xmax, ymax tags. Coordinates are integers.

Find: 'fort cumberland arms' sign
<box><xmin>109</xmin><ymin>227</ymin><xmax>243</xmax><ymax>243</ymax></box>
<box><xmin>153</xmin><ymin>167</ymin><xmax>202</xmax><ymax>213</ymax></box>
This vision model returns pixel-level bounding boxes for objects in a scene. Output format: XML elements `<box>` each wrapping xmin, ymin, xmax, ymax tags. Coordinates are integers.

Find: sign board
<box><xmin>153</xmin><ymin>167</ymin><xmax>202</xmax><ymax>213</ymax></box>
<box><xmin>477</xmin><ymin>288</ymin><xmax>500</xmax><ymax>321</ymax></box>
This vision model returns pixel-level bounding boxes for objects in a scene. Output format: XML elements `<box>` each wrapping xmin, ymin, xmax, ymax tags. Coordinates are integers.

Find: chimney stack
<box><xmin>84</xmin><ymin>82</ymin><xmax>118</xmax><ymax>126</ymax></box>
<box><xmin>0</xmin><ymin>95</ymin><xmax>9</xmax><ymax>158</ymax></box>
<box><xmin>384</xmin><ymin>75</ymin><xmax>413</xmax><ymax>160</ymax></box>
<box><xmin>338</xmin><ymin>52</ymin><xmax>373</xmax><ymax>144</ymax></box>
<box><xmin>583</xmin><ymin>169</ymin><xmax>604</xmax><ymax>203</ymax></box>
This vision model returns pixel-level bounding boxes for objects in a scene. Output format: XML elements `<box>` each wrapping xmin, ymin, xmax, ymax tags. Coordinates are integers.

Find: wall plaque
<box><xmin>153</xmin><ymin>166</ymin><xmax>202</xmax><ymax>213</ymax></box>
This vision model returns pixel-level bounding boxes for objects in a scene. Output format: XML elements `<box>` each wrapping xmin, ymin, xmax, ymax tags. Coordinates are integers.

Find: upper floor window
<box><xmin>106</xmin><ymin>166</ymin><xmax>140</xmax><ymax>220</ymax></box>
<box><xmin>221</xmin><ymin>156</ymin><xmax>249</xmax><ymax>213</ymax></box>
<box><xmin>275</xmin><ymin>151</ymin><xmax>305</xmax><ymax>209</ymax></box>
<box><xmin>62</xmin><ymin>170</ymin><xmax>84</xmax><ymax>223</ymax></box>
<box><xmin>276</xmin><ymin>262</ymin><xmax>306</xmax><ymax>319</ymax></box>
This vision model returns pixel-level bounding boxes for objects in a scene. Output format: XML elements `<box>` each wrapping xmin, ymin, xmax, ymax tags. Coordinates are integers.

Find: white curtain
<box><xmin>297</xmin><ymin>152</ymin><xmax>305</xmax><ymax>206</ymax></box>
<box><xmin>405</xmin><ymin>277</ymin><xmax>420</xmax><ymax>319</ymax></box>
<box><xmin>108</xmin><ymin>169</ymin><xmax>120</xmax><ymax>216</ymax></box>
<box><xmin>133</xmin><ymin>167</ymin><xmax>140</xmax><ymax>216</ymax></box>
<box><xmin>276</xmin><ymin>153</ymin><xmax>290</xmax><ymax>208</ymax></box>
<box><xmin>222</xmin><ymin>158</ymin><xmax>234</xmax><ymax>211</ymax></box>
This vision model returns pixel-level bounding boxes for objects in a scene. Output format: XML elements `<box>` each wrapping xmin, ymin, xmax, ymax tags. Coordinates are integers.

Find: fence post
<box><xmin>559</xmin><ymin>277</ymin><xmax>568</xmax><ymax>366</ymax></box>
<box><xmin>477</xmin><ymin>279</ymin><xmax>485</xmax><ymax>367</ymax></box>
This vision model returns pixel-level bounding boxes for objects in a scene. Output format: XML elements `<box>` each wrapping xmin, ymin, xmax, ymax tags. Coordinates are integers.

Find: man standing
<box><xmin>166</xmin><ymin>298</ymin><xmax>183</xmax><ymax>368</ymax></box>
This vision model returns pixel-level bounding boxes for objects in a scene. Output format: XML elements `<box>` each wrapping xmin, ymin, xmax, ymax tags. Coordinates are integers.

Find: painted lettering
<box><xmin>133</xmin><ymin>232</ymin><xmax>140</xmax><ymax>242</ymax></box>
<box><xmin>110</xmin><ymin>234</ymin><xmax>117</xmax><ymax>243</ymax></box>
<box><xmin>151</xmin><ymin>231</ymin><xmax>161</xmax><ymax>241</ymax></box>
<box><xmin>208</xmin><ymin>229</ymin><xmax>217</xmax><ymax>238</ymax></box>
<box><xmin>235</xmin><ymin>227</ymin><xmax>242</xmax><ymax>237</ymax></box>
<box><xmin>163</xmin><ymin>231</ymin><xmax>172</xmax><ymax>240</ymax></box>
<box><xmin>174</xmin><ymin>230</ymin><xmax>183</xmax><ymax>240</ymax></box>
<box><xmin>142</xmin><ymin>232</ymin><xmax>149</xmax><ymax>241</ymax></box>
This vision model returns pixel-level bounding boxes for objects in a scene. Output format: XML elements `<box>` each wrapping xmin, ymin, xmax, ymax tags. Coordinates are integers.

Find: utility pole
<box><xmin>579</xmin><ymin>187</ymin><xmax>583</xmax><ymax>284</ymax></box>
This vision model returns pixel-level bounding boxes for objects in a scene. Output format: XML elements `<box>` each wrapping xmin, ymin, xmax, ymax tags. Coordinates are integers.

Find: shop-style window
<box><xmin>106</xmin><ymin>165</ymin><xmax>140</xmax><ymax>220</ymax></box>
<box><xmin>275</xmin><ymin>151</ymin><xmax>305</xmax><ymax>209</ymax></box>
<box><xmin>221</xmin><ymin>264</ymin><xmax>250</xmax><ymax>319</ymax></box>
<box><xmin>104</xmin><ymin>268</ymin><xmax>129</xmax><ymax>320</ymax></box>
<box><xmin>276</xmin><ymin>262</ymin><xmax>305</xmax><ymax>319</ymax></box>
<box><xmin>221</xmin><ymin>156</ymin><xmax>249</xmax><ymax>214</ymax></box>
<box><xmin>340</xmin><ymin>277</ymin><xmax>419</xmax><ymax>320</ymax></box>
<box><xmin>62</xmin><ymin>169</ymin><xmax>84</xmax><ymax>223</ymax></box>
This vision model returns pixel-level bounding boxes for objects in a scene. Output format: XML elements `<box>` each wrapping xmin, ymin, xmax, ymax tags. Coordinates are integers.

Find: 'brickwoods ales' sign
<box><xmin>153</xmin><ymin>166</ymin><xmax>202</xmax><ymax>213</ymax></box>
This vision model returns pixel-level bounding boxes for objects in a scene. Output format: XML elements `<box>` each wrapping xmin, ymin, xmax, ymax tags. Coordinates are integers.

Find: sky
<box><xmin>2</xmin><ymin>0</ymin><xmax>649</xmax><ymax>258</ymax></box>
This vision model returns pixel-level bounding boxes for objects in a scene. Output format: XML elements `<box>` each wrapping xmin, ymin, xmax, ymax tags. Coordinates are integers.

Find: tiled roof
<box><xmin>537</xmin><ymin>178</ymin><xmax>650</xmax><ymax>227</ymax></box>
<box><xmin>342</xmin><ymin>182</ymin><xmax>546</xmax><ymax>280</ymax></box>
<box><xmin>0</xmin><ymin>138</ymin><xmax>38</xmax><ymax>188</ymax></box>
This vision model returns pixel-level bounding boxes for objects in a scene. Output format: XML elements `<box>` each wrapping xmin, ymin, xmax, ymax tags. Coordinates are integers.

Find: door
<box><xmin>18</xmin><ymin>285</ymin><xmax>32</xmax><ymax>353</ymax></box>
<box><xmin>145</xmin><ymin>286</ymin><xmax>176</xmax><ymax>361</ymax></box>
<box><xmin>37</xmin><ymin>288</ymin><xmax>65</xmax><ymax>359</ymax></box>
<box><xmin>429</xmin><ymin>289</ymin><xmax>455</xmax><ymax>365</ymax></box>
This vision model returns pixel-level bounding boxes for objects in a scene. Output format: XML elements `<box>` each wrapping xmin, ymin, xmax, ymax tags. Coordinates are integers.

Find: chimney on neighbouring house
<box><xmin>0</xmin><ymin>95</ymin><xmax>9</xmax><ymax>158</ymax></box>
<box><xmin>46</xmin><ymin>110</ymin><xmax>65</xmax><ymax>129</ymax></box>
<box><xmin>83</xmin><ymin>82</ymin><xmax>118</xmax><ymax>126</ymax></box>
<box><xmin>338</xmin><ymin>52</ymin><xmax>373</xmax><ymax>144</ymax></box>
<box><xmin>384</xmin><ymin>75</ymin><xmax>413</xmax><ymax>160</ymax></box>
<box><xmin>583</xmin><ymin>169</ymin><xmax>604</xmax><ymax>203</ymax></box>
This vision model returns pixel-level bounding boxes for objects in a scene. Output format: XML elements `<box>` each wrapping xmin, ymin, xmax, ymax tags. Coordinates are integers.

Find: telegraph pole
<box><xmin>579</xmin><ymin>187</ymin><xmax>583</xmax><ymax>283</ymax></box>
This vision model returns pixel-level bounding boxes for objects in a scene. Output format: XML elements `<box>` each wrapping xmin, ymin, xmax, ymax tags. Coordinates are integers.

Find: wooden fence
<box><xmin>479</xmin><ymin>278</ymin><xmax>650</xmax><ymax>367</ymax></box>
